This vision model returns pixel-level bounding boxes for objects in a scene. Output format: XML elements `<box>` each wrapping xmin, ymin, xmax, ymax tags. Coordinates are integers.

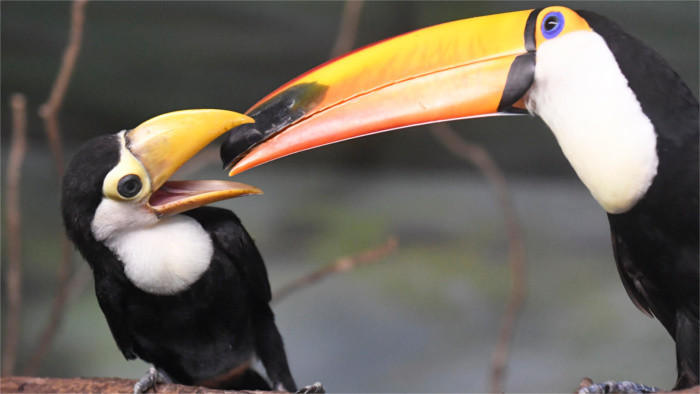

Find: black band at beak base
<box><xmin>221</xmin><ymin>82</ymin><xmax>329</xmax><ymax>169</ymax></box>
<box><xmin>497</xmin><ymin>7</ymin><xmax>540</xmax><ymax>114</ymax></box>
<box><xmin>497</xmin><ymin>52</ymin><xmax>536</xmax><ymax>113</ymax></box>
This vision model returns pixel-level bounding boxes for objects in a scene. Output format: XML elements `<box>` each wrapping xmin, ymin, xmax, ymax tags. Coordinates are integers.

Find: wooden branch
<box><xmin>23</xmin><ymin>0</ymin><xmax>89</xmax><ymax>376</ymax></box>
<box><xmin>38</xmin><ymin>0</ymin><xmax>87</xmax><ymax>176</ymax></box>
<box><xmin>272</xmin><ymin>236</ymin><xmax>398</xmax><ymax>304</ymax></box>
<box><xmin>0</xmin><ymin>376</ymin><xmax>278</xmax><ymax>394</ymax></box>
<box><xmin>2</xmin><ymin>94</ymin><xmax>28</xmax><ymax>377</ymax></box>
<box><xmin>329</xmin><ymin>0</ymin><xmax>365</xmax><ymax>59</ymax></box>
<box><xmin>429</xmin><ymin>123</ymin><xmax>527</xmax><ymax>394</ymax></box>
<box><xmin>2</xmin><ymin>376</ymin><xmax>694</xmax><ymax>394</ymax></box>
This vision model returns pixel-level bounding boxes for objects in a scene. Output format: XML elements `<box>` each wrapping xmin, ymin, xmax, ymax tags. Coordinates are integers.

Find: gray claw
<box><xmin>296</xmin><ymin>382</ymin><xmax>325</xmax><ymax>394</ymax></box>
<box><xmin>133</xmin><ymin>366</ymin><xmax>166</xmax><ymax>394</ymax></box>
<box><xmin>577</xmin><ymin>380</ymin><xmax>660</xmax><ymax>393</ymax></box>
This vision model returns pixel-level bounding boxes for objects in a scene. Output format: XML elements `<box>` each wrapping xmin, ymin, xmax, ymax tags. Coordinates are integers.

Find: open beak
<box><xmin>126</xmin><ymin>109</ymin><xmax>262</xmax><ymax>216</ymax></box>
<box><xmin>222</xmin><ymin>8</ymin><xmax>540</xmax><ymax>176</ymax></box>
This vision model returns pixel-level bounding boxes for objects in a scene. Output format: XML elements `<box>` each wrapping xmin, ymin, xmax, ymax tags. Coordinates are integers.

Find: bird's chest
<box><xmin>103</xmin><ymin>216</ymin><xmax>214</xmax><ymax>295</ymax></box>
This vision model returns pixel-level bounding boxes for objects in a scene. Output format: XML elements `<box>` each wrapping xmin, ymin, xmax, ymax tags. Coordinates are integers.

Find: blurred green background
<box><xmin>1</xmin><ymin>1</ymin><xmax>698</xmax><ymax>392</ymax></box>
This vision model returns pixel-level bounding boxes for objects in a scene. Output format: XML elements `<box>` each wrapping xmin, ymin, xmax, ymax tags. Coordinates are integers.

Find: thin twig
<box><xmin>23</xmin><ymin>265</ymin><xmax>92</xmax><ymax>375</ymax></box>
<box><xmin>23</xmin><ymin>0</ymin><xmax>89</xmax><ymax>376</ymax></box>
<box><xmin>429</xmin><ymin>123</ymin><xmax>527</xmax><ymax>394</ymax></box>
<box><xmin>271</xmin><ymin>0</ymin><xmax>375</xmax><ymax>304</ymax></box>
<box><xmin>329</xmin><ymin>0</ymin><xmax>365</xmax><ymax>59</ymax></box>
<box><xmin>38</xmin><ymin>0</ymin><xmax>88</xmax><ymax>177</ymax></box>
<box><xmin>2</xmin><ymin>94</ymin><xmax>28</xmax><ymax>377</ymax></box>
<box><xmin>272</xmin><ymin>236</ymin><xmax>398</xmax><ymax>304</ymax></box>
<box><xmin>22</xmin><ymin>244</ymin><xmax>81</xmax><ymax>376</ymax></box>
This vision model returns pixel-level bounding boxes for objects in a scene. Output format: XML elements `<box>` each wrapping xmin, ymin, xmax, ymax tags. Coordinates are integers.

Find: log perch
<box><xmin>0</xmin><ymin>376</ymin><xmax>281</xmax><ymax>394</ymax></box>
<box><xmin>2</xmin><ymin>376</ymin><xmax>697</xmax><ymax>393</ymax></box>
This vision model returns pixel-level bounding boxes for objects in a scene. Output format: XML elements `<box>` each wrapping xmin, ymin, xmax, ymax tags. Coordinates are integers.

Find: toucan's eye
<box><xmin>541</xmin><ymin>11</ymin><xmax>565</xmax><ymax>39</ymax></box>
<box><xmin>117</xmin><ymin>174</ymin><xmax>142</xmax><ymax>199</ymax></box>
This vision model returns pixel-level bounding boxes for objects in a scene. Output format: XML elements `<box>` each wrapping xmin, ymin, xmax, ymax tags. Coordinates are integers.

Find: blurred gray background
<box><xmin>2</xmin><ymin>1</ymin><xmax>698</xmax><ymax>392</ymax></box>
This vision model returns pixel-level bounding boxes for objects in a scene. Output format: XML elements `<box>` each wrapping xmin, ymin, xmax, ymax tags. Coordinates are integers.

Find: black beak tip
<box><xmin>220</xmin><ymin>123</ymin><xmax>265</xmax><ymax>170</ymax></box>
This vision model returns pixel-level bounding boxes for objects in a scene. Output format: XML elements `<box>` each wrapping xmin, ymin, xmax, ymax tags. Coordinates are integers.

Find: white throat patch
<box><xmin>526</xmin><ymin>31</ymin><xmax>658</xmax><ymax>214</ymax></box>
<box><xmin>100</xmin><ymin>213</ymin><xmax>213</xmax><ymax>295</ymax></box>
<box><xmin>93</xmin><ymin>200</ymin><xmax>213</xmax><ymax>295</ymax></box>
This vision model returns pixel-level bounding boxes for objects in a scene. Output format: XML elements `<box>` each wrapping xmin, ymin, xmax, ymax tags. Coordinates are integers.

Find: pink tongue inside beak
<box><xmin>149</xmin><ymin>180</ymin><xmax>262</xmax><ymax>216</ymax></box>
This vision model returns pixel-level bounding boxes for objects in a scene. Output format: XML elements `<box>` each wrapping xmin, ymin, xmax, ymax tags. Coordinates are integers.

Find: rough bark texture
<box><xmin>2</xmin><ymin>376</ymin><xmax>698</xmax><ymax>393</ymax></box>
<box><xmin>0</xmin><ymin>376</ymin><xmax>281</xmax><ymax>393</ymax></box>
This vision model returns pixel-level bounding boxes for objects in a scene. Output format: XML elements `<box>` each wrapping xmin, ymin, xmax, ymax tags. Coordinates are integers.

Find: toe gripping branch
<box><xmin>578</xmin><ymin>380</ymin><xmax>661</xmax><ymax>394</ymax></box>
<box><xmin>133</xmin><ymin>367</ymin><xmax>168</xmax><ymax>394</ymax></box>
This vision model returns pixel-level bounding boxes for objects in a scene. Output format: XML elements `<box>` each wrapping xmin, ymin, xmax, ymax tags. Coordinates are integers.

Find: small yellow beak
<box><xmin>129</xmin><ymin>109</ymin><xmax>254</xmax><ymax>189</ymax></box>
<box><xmin>126</xmin><ymin>109</ymin><xmax>261</xmax><ymax>216</ymax></box>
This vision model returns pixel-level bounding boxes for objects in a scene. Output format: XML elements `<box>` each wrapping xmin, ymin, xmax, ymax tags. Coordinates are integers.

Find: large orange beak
<box><xmin>222</xmin><ymin>8</ymin><xmax>542</xmax><ymax>175</ymax></box>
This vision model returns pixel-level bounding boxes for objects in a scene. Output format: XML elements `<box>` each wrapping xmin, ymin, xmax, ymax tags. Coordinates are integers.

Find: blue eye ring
<box><xmin>541</xmin><ymin>11</ymin><xmax>565</xmax><ymax>39</ymax></box>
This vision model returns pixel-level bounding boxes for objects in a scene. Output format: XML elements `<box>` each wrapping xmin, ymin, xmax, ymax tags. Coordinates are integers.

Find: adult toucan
<box><xmin>220</xmin><ymin>6</ymin><xmax>699</xmax><ymax>390</ymax></box>
<box><xmin>61</xmin><ymin>110</ymin><xmax>298</xmax><ymax>392</ymax></box>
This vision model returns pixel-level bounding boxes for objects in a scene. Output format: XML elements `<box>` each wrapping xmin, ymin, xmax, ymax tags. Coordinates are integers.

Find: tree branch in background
<box><xmin>2</xmin><ymin>94</ymin><xmax>28</xmax><ymax>377</ymax></box>
<box><xmin>38</xmin><ymin>0</ymin><xmax>88</xmax><ymax>176</ymax></box>
<box><xmin>329</xmin><ymin>0</ymin><xmax>364</xmax><ymax>59</ymax></box>
<box><xmin>23</xmin><ymin>0</ymin><xmax>89</xmax><ymax>376</ymax></box>
<box><xmin>429</xmin><ymin>123</ymin><xmax>527</xmax><ymax>394</ymax></box>
<box><xmin>272</xmin><ymin>0</ymin><xmax>385</xmax><ymax>305</ymax></box>
<box><xmin>272</xmin><ymin>236</ymin><xmax>398</xmax><ymax>304</ymax></box>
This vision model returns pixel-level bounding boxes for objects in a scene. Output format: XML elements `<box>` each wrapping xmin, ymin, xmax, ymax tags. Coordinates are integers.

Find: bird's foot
<box><xmin>296</xmin><ymin>382</ymin><xmax>325</xmax><ymax>394</ymax></box>
<box><xmin>133</xmin><ymin>366</ymin><xmax>167</xmax><ymax>394</ymax></box>
<box><xmin>578</xmin><ymin>377</ymin><xmax>661</xmax><ymax>393</ymax></box>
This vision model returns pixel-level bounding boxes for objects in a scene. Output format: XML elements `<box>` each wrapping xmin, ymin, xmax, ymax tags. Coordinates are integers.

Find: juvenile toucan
<box><xmin>61</xmin><ymin>110</ymin><xmax>298</xmax><ymax>392</ymax></box>
<box><xmin>220</xmin><ymin>7</ymin><xmax>699</xmax><ymax>390</ymax></box>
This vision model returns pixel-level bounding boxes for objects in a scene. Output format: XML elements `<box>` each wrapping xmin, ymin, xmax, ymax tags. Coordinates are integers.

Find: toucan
<box><xmin>219</xmin><ymin>6</ymin><xmax>699</xmax><ymax>390</ymax></box>
<box><xmin>61</xmin><ymin>110</ymin><xmax>298</xmax><ymax>392</ymax></box>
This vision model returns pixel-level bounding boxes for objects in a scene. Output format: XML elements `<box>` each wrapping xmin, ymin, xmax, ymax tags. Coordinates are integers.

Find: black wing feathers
<box><xmin>608</xmin><ymin>226</ymin><xmax>654</xmax><ymax>318</ymax></box>
<box><xmin>182</xmin><ymin>206</ymin><xmax>272</xmax><ymax>303</ymax></box>
<box><xmin>183</xmin><ymin>207</ymin><xmax>296</xmax><ymax>391</ymax></box>
<box><xmin>94</xmin><ymin>275</ymin><xmax>137</xmax><ymax>359</ymax></box>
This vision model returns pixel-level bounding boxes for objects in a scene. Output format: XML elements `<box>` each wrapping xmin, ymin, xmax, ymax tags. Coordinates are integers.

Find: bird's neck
<box><xmin>577</xmin><ymin>10</ymin><xmax>699</xmax><ymax>225</ymax></box>
<box><xmin>527</xmin><ymin>31</ymin><xmax>659</xmax><ymax>214</ymax></box>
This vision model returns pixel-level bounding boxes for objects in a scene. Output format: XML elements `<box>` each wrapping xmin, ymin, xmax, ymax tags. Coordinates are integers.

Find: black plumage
<box><xmin>579</xmin><ymin>11</ymin><xmax>699</xmax><ymax>389</ymax></box>
<box><xmin>61</xmin><ymin>135</ymin><xmax>296</xmax><ymax>391</ymax></box>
